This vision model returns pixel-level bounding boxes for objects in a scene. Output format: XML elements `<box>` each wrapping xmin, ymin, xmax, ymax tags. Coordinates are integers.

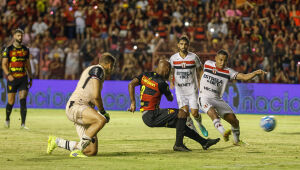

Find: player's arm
<box><xmin>25</xmin><ymin>58</ymin><xmax>33</xmax><ymax>88</ymax></box>
<box><xmin>169</xmin><ymin>68</ymin><xmax>175</xmax><ymax>89</ymax></box>
<box><xmin>128</xmin><ymin>78</ymin><xmax>140</xmax><ymax>113</ymax></box>
<box><xmin>160</xmin><ymin>82</ymin><xmax>173</xmax><ymax>102</ymax></box>
<box><xmin>196</xmin><ymin>67</ymin><xmax>203</xmax><ymax>90</ymax></box>
<box><xmin>89</xmin><ymin>66</ymin><xmax>110</xmax><ymax>122</ymax></box>
<box><xmin>236</xmin><ymin>69</ymin><xmax>267</xmax><ymax>81</ymax></box>
<box><xmin>2</xmin><ymin>49</ymin><xmax>14</xmax><ymax>81</ymax></box>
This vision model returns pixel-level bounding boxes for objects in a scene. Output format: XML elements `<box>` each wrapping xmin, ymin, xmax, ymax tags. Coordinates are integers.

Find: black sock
<box><xmin>20</xmin><ymin>99</ymin><xmax>27</xmax><ymax>125</ymax></box>
<box><xmin>184</xmin><ymin>125</ymin><xmax>207</xmax><ymax>145</ymax></box>
<box><xmin>175</xmin><ymin>118</ymin><xmax>186</xmax><ymax>146</ymax></box>
<box><xmin>6</xmin><ymin>104</ymin><xmax>13</xmax><ymax>121</ymax></box>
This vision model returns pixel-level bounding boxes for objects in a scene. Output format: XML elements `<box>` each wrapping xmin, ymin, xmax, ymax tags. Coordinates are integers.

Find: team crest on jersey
<box><xmin>8</xmin><ymin>86</ymin><xmax>12</xmax><ymax>91</ymax></box>
<box><xmin>212</xmin><ymin>68</ymin><xmax>217</xmax><ymax>74</ymax></box>
<box><xmin>168</xmin><ymin>109</ymin><xmax>175</xmax><ymax>114</ymax></box>
<box><xmin>204</xmin><ymin>104</ymin><xmax>208</xmax><ymax>109</ymax></box>
<box><xmin>181</xmin><ymin>62</ymin><xmax>186</xmax><ymax>68</ymax></box>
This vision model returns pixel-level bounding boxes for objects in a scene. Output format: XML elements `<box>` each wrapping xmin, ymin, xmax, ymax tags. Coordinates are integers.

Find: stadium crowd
<box><xmin>0</xmin><ymin>0</ymin><xmax>299</xmax><ymax>83</ymax></box>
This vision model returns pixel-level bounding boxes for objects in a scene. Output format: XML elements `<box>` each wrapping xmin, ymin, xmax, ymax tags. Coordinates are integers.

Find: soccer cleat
<box><xmin>4</xmin><ymin>120</ymin><xmax>10</xmax><ymax>128</ymax></box>
<box><xmin>233</xmin><ymin>140</ymin><xmax>249</xmax><ymax>146</ymax></box>
<box><xmin>202</xmin><ymin>138</ymin><xmax>220</xmax><ymax>150</ymax></box>
<box><xmin>198</xmin><ymin>124</ymin><xmax>208</xmax><ymax>137</ymax></box>
<box><xmin>70</xmin><ymin>150</ymin><xmax>87</xmax><ymax>158</ymax></box>
<box><xmin>47</xmin><ymin>136</ymin><xmax>58</xmax><ymax>154</ymax></box>
<box><xmin>173</xmin><ymin>144</ymin><xmax>191</xmax><ymax>152</ymax></box>
<box><xmin>223</xmin><ymin>129</ymin><xmax>231</xmax><ymax>142</ymax></box>
<box><xmin>20</xmin><ymin>124</ymin><xmax>29</xmax><ymax>130</ymax></box>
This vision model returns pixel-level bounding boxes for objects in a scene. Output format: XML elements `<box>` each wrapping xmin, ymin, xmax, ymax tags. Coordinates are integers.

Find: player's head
<box><xmin>215</xmin><ymin>49</ymin><xmax>229</xmax><ymax>69</ymax></box>
<box><xmin>177</xmin><ymin>35</ymin><xmax>189</xmax><ymax>53</ymax></box>
<box><xmin>157</xmin><ymin>59</ymin><xmax>171</xmax><ymax>80</ymax></box>
<box><xmin>13</xmin><ymin>28</ymin><xmax>24</xmax><ymax>44</ymax></box>
<box><xmin>99</xmin><ymin>52</ymin><xmax>116</xmax><ymax>75</ymax></box>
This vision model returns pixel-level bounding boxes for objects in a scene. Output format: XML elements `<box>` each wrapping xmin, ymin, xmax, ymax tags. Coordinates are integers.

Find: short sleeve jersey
<box><xmin>136</xmin><ymin>72</ymin><xmax>172</xmax><ymax>111</ymax></box>
<box><xmin>69</xmin><ymin>64</ymin><xmax>105</xmax><ymax>105</ymax></box>
<box><xmin>169</xmin><ymin>52</ymin><xmax>202</xmax><ymax>95</ymax></box>
<box><xmin>199</xmin><ymin>60</ymin><xmax>238</xmax><ymax>99</ymax></box>
<box><xmin>2</xmin><ymin>45</ymin><xmax>29</xmax><ymax>78</ymax></box>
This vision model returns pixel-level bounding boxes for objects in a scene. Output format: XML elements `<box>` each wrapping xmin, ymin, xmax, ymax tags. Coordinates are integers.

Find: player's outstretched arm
<box><xmin>128</xmin><ymin>78</ymin><xmax>140</xmax><ymax>113</ymax></box>
<box><xmin>236</xmin><ymin>69</ymin><xmax>267</xmax><ymax>81</ymax></box>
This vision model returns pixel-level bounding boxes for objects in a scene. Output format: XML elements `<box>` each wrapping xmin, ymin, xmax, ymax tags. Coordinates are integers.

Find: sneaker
<box><xmin>173</xmin><ymin>144</ymin><xmax>191</xmax><ymax>152</ymax></box>
<box><xmin>186</xmin><ymin>117</ymin><xmax>198</xmax><ymax>133</ymax></box>
<box><xmin>4</xmin><ymin>120</ymin><xmax>10</xmax><ymax>128</ymax></box>
<box><xmin>233</xmin><ymin>140</ymin><xmax>249</xmax><ymax>146</ymax></box>
<box><xmin>70</xmin><ymin>150</ymin><xmax>87</xmax><ymax>158</ymax></box>
<box><xmin>223</xmin><ymin>129</ymin><xmax>231</xmax><ymax>142</ymax></box>
<box><xmin>47</xmin><ymin>136</ymin><xmax>58</xmax><ymax>154</ymax></box>
<box><xmin>20</xmin><ymin>124</ymin><xmax>29</xmax><ymax>130</ymax></box>
<box><xmin>202</xmin><ymin>138</ymin><xmax>220</xmax><ymax>150</ymax></box>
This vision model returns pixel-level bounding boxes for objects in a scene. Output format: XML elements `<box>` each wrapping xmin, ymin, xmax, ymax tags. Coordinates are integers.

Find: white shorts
<box><xmin>176</xmin><ymin>92</ymin><xmax>199</xmax><ymax>110</ymax></box>
<box><xmin>199</xmin><ymin>96</ymin><xmax>233</xmax><ymax>118</ymax></box>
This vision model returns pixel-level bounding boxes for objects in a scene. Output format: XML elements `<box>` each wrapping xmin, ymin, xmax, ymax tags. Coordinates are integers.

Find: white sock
<box><xmin>194</xmin><ymin>114</ymin><xmax>202</xmax><ymax>125</ymax></box>
<box><xmin>56</xmin><ymin>138</ymin><xmax>77</xmax><ymax>151</ymax></box>
<box><xmin>213</xmin><ymin>119</ymin><xmax>225</xmax><ymax>136</ymax></box>
<box><xmin>76</xmin><ymin>134</ymin><xmax>91</xmax><ymax>151</ymax></box>
<box><xmin>186</xmin><ymin>116</ymin><xmax>199</xmax><ymax>134</ymax></box>
<box><xmin>232</xmin><ymin>126</ymin><xmax>240</xmax><ymax>143</ymax></box>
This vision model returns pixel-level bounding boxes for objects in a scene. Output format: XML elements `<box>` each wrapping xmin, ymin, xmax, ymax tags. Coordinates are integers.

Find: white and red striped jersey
<box><xmin>199</xmin><ymin>60</ymin><xmax>238</xmax><ymax>99</ymax></box>
<box><xmin>170</xmin><ymin>52</ymin><xmax>202</xmax><ymax>95</ymax></box>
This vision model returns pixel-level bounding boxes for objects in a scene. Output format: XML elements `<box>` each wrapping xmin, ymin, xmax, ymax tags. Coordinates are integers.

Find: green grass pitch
<box><xmin>0</xmin><ymin>109</ymin><xmax>300</xmax><ymax>170</ymax></box>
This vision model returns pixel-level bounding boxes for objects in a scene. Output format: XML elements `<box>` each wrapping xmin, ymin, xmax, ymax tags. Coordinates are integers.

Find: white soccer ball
<box><xmin>260</xmin><ymin>116</ymin><xmax>276</xmax><ymax>132</ymax></box>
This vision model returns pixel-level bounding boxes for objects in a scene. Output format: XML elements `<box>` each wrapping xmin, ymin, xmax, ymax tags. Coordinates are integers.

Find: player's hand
<box><xmin>8</xmin><ymin>75</ymin><xmax>14</xmax><ymax>82</ymax></box>
<box><xmin>170</xmin><ymin>82</ymin><xmax>174</xmax><ymax>89</ymax></box>
<box><xmin>28</xmin><ymin>78</ymin><xmax>33</xmax><ymax>89</ymax></box>
<box><xmin>127</xmin><ymin>103</ymin><xmax>136</xmax><ymax>113</ymax></box>
<box><xmin>255</xmin><ymin>69</ymin><xmax>267</xmax><ymax>76</ymax></box>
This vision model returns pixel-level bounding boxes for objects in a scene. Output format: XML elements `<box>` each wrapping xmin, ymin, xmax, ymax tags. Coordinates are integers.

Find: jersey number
<box><xmin>140</xmin><ymin>85</ymin><xmax>146</xmax><ymax>100</ymax></box>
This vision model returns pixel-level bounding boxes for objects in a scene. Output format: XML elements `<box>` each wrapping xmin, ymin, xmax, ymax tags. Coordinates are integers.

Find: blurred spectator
<box><xmin>40</xmin><ymin>54</ymin><xmax>51</xmax><ymax>80</ymax></box>
<box><xmin>29</xmin><ymin>54</ymin><xmax>39</xmax><ymax>79</ymax></box>
<box><xmin>65</xmin><ymin>43</ymin><xmax>80</xmax><ymax>80</ymax></box>
<box><xmin>49</xmin><ymin>44</ymin><xmax>65</xmax><ymax>62</ymax></box>
<box><xmin>32</xmin><ymin>17</ymin><xmax>48</xmax><ymax>36</ymax></box>
<box><xmin>75</xmin><ymin>6</ymin><xmax>86</xmax><ymax>41</ymax></box>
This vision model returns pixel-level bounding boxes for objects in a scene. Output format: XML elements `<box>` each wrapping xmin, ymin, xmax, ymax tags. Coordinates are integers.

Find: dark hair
<box><xmin>178</xmin><ymin>35</ymin><xmax>190</xmax><ymax>44</ymax></box>
<box><xmin>13</xmin><ymin>28</ymin><xmax>24</xmax><ymax>35</ymax></box>
<box><xmin>217</xmin><ymin>49</ymin><xmax>229</xmax><ymax>58</ymax></box>
<box><xmin>100</xmin><ymin>52</ymin><xmax>116</xmax><ymax>65</ymax></box>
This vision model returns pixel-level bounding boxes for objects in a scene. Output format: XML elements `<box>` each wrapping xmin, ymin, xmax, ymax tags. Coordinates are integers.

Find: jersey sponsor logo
<box><xmin>10</xmin><ymin>67</ymin><xmax>24</xmax><ymax>72</ymax></box>
<box><xmin>177</xmin><ymin>83</ymin><xmax>191</xmax><ymax>87</ymax></box>
<box><xmin>141</xmin><ymin>76</ymin><xmax>156</xmax><ymax>88</ymax></box>
<box><xmin>203</xmin><ymin>74</ymin><xmax>223</xmax><ymax>87</ymax></box>
<box><xmin>176</xmin><ymin>71</ymin><xmax>192</xmax><ymax>79</ymax></box>
<box><xmin>203</xmin><ymin>86</ymin><xmax>218</xmax><ymax>94</ymax></box>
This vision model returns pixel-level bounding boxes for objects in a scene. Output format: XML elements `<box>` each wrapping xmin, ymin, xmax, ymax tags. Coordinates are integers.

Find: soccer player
<box><xmin>198</xmin><ymin>50</ymin><xmax>266</xmax><ymax>145</ymax></box>
<box><xmin>128</xmin><ymin>60</ymin><xmax>220</xmax><ymax>152</ymax></box>
<box><xmin>47</xmin><ymin>53</ymin><xmax>115</xmax><ymax>157</ymax></box>
<box><xmin>2</xmin><ymin>28</ymin><xmax>33</xmax><ymax>129</ymax></box>
<box><xmin>169</xmin><ymin>36</ymin><xmax>208</xmax><ymax>137</ymax></box>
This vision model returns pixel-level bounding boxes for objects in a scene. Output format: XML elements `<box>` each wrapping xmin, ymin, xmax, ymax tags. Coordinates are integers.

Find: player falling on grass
<box><xmin>128</xmin><ymin>60</ymin><xmax>220</xmax><ymax>152</ymax></box>
<box><xmin>47</xmin><ymin>53</ymin><xmax>115</xmax><ymax>157</ymax></box>
<box><xmin>169</xmin><ymin>35</ymin><xmax>208</xmax><ymax>137</ymax></box>
<box><xmin>198</xmin><ymin>50</ymin><xmax>266</xmax><ymax>145</ymax></box>
<box><xmin>2</xmin><ymin>28</ymin><xmax>33</xmax><ymax>129</ymax></box>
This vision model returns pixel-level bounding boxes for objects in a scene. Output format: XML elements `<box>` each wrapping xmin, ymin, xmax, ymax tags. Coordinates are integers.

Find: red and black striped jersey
<box><xmin>136</xmin><ymin>72</ymin><xmax>172</xmax><ymax>111</ymax></box>
<box><xmin>2</xmin><ymin>45</ymin><xmax>29</xmax><ymax>78</ymax></box>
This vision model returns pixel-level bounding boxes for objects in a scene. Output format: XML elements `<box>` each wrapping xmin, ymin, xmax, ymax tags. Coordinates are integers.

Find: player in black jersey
<box><xmin>128</xmin><ymin>60</ymin><xmax>220</xmax><ymax>151</ymax></box>
<box><xmin>2</xmin><ymin>28</ymin><xmax>33</xmax><ymax>129</ymax></box>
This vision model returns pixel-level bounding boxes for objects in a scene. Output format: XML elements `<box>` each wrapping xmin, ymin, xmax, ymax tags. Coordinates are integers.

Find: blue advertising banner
<box><xmin>0</xmin><ymin>79</ymin><xmax>299</xmax><ymax>115</ymax></box>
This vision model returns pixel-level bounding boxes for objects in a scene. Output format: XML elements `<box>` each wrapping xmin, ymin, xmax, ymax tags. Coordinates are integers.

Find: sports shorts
<box><xmin>7</xmin><ymin>76</ymin><xmax>28</xmax><ymax>93</ymax></box>
<box><xmin>199</xmin><ymin>96</ymin><xmax>233</xmax><ymax>118</ymax></box>
<box><xmin>175</xmin><ymin>91</ymin><xmax>199</xmax><ymax>110</ymax></box>
<box><xmin>142</xmin><ymin>108</ymin><xmax>179</xmax><ymax>128</ymax></box>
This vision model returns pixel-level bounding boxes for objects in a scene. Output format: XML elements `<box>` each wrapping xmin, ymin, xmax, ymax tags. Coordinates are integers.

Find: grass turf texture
<box><xmin>0</xmin><ymin>109</ymin><xmax>299</xmax><ymax>170</ymax></box>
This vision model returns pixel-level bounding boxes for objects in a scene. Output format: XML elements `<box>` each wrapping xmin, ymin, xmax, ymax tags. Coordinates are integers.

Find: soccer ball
<box><xmin>260</xmin><ymin>116</ymin><xmax>276</xmax><ymax>132</ymax></box>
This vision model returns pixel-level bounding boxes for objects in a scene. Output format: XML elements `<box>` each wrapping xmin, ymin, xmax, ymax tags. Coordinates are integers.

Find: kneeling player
<box><xmin>128</xmin><ymin>60</ymin><xmax>220</xmax><ymax>151</ymax></box>
<box><xmin>199</xmin><ymin>50</ymin><xmax>266</xmax><ymax>145</ymax></box>
<box><xmin>47</xmin><ymin>53</ymin><xmax>115</xmax><ymax>157</ymax></box>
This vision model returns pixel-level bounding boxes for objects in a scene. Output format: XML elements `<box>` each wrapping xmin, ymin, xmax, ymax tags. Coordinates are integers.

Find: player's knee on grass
<box><xmin>83</xmin><ymin>137</ymin><xmax>98</xmax><ymax>156</ymax></box>
<box><xmin>178</xmin><ymin>109</ymin><xmax>188</xmax><ymax>118</ymax></box>
<box><xmin>207</xmin><ymin>107</ymin><xmax>219</xmax><ymax>120</ymax></box>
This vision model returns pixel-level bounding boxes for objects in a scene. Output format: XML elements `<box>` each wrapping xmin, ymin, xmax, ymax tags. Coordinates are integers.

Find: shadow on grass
<box><xmin>98</xmin><ymin>149</ymin><xmax>178</xmax><ymax>157</ymax></box>
<box><xmin>280</xmin><ymin>132</ymin><xmax>300</xmax><ymax>135</ymax></box>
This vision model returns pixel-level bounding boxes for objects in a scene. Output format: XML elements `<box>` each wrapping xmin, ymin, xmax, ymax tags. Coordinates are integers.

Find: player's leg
<box><xmin>5</xmin><ymin>79</ymin><xmax>18</xmax><ymax>128</ymax></box>
<box><xmin>178</xmin><ymin>96</ymin><xmax>198</xmax><ymax>133</ymax></box>
<box><xmin>190</xmin><ymin>108</ymin><xmax>208</xmax><ymax>137</ymax></box>
<box><xmin>19</xmin><ymin>89</ymin><xmax>28</xmax><ymax>128</ymax></box>
<box><xmin>223</xmin><ymin>113</ymin><xmax>241</xmax><ymax>144</ymax></box>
